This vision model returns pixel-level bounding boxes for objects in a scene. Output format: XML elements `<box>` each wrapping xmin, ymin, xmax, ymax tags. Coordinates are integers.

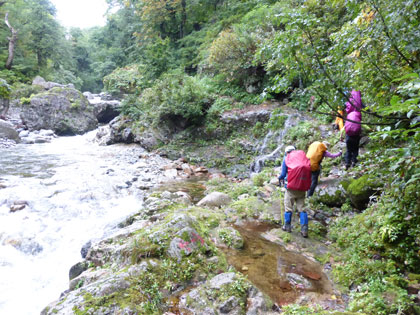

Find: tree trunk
<box><xmin>5</xmin><ymin>13</ymin><xmax>18</xmax><ymax>70</ymax></box>
<box><xmin>0</xmin><ymin>98</ymin><xmax>9</xmax><ymax>116</ymax></box>
<box><xmin>180</xmin><ymin>0</ymin><xmax>186</xmax><ymax>39</ymax></box>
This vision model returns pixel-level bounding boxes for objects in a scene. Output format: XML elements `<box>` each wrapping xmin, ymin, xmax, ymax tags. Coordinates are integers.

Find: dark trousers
<box><xmin>345</xmin><ymin>135</ymin><xmax>361</xmax><ymax>166</ymax></box>
<box><xmin>307</xmin><ymin>169</ymin><xmax>320</xmax><ymax>197</ymax></box>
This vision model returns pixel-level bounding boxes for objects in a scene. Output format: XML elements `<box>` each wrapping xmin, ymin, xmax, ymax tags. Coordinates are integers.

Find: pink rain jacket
<box><xmin>346</xmin><ymin>90</ymin><xmax>363</xmax><ymax>114</ymax></box>
<box><xmin>345</xmin><ymin>111</ymin><xmax>362</xmax><ymax>136</ymax></box>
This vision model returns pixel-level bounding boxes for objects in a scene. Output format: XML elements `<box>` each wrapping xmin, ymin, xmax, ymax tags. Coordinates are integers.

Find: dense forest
<box><xmin>1</xmin><ymin>0</ymin><xmax>420</xmax><ymax>314</ymax></box>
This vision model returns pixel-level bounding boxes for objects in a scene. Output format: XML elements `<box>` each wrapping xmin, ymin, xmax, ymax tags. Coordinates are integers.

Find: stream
<box><xmin>1</xmin><ymin>129</ymin><xmax>340</xmax><ymax>314</ymax></box>
<box><xmin>0</xmin><ymin>131</ymin><xmax>168</xmax><ymax>315</ymax></box>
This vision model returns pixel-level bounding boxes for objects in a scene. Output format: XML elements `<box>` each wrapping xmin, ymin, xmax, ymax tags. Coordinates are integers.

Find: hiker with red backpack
<box><xmin>344</xmin><ymin>90</ymin><xmax>363</xmax><ymax>170</ymax></box>
<box><xmin>278</xmin><ymin>145</ymin><xmax>312</xmax><ymax>237</ymax></box>
<box><xmin>306</xmin><ymin>141</ymin><xmax>342</xmax><ymax>197</ymax></box>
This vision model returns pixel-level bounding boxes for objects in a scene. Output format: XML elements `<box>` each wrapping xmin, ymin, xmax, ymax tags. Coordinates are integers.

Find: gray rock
<box><xmin>197</xmin><ymin>192</ymin><xmax>232</xmax><ymax>208</ymax></box>
<box><xmin>219</xmin><ymin>296</ymin><xmax>240</xmax><ymax>313</ymax></box>
<box><xmin>81</xmin><ymin>241</ymin><xmax>92</xmax><ymax>258</ymax></box>
<box><xmin>315</xmin><ymin>177</ymin><xmax>346</xmax><ymax>207</ymax></box>
<box><xmin>246</xmin><ymin>287</ymin><xmax>270</xmax><ymax>315</ymax></box>
<box><xmin>214</xmin><ymin>227</ymin><xmax>244</xmax><ymax>249</ymax></box>
<box><xmin>20</xmin><ymin>87</ymin><xmax>97</xmax><ymax>135</ymax></box>
<box><xmin>0</xmin><ymin>120</ymin><xmax>19</xmax><ymax>142</ymax></box>
<box><xmin>167</xmin><ymin>227</ymin><xmax>205</xmax><ymax>260</ymax></box>
<box><xmin>69</xmin><ymin>261</ymin><xmax>89</xmax><ymax>280</ymax></box>
<box><xmin>209</xmin><ymin>272</ymin><xmax>236</xmax><ymax>289</ymax></box>
<box><xmin>286</xmin><ymin>273</ymin><xmax>313</xmax><ymax>290</ymax></box>
<box><xmin>89</xmin><ymin>98</ymin><xmax>121</xmax><ymax>123</ymax></box>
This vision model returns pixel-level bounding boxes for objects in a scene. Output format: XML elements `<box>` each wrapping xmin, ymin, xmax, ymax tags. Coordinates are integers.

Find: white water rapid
<box><xmin>0</xmin><ymin>132</ymin><xmax>165</xmax><ymax>314</ymax></box>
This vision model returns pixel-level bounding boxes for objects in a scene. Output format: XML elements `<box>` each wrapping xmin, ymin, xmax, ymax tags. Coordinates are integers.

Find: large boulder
<box><xmin>197</xmin><ymin>192</ymin><xmax>232</xmax><ymax>208</ymax></box>
<box><xmin>95</xmin><ymin>116</ymin><xmax>162</xmax><ymax>150</ymax></box>
<box><xmin>20</xmin><ymin>87</ymin><xmax>97</xmax><ymax>135</ymax></box>
<box><xmin>343</xmin><ymin>174</ymin><xmax>382</xmax><ymax>210</ymax></box>
<box><xmin>32</xmin><ymin>76</ymin><xmax>75</xmax><ymax>90</ymax></box>
<box><xmin>86</xmin><ymin>93</ymin><xmax>121</xmax><ymax>123</ymax></box>
<box><xmin>0</xmin><ymin>120</ymin><xmax>20</xmax><ymax>142</ymax></box>
<box><xmin>315</xmin><ymin>177</ymin><xmax>346</xmax><ymax>207</ymax></box>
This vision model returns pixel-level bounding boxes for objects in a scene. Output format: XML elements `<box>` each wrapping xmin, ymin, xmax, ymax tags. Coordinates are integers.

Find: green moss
<box><xmin>230</xmin><ymin>196</ymin><xmax>265</xmax><ymax>218</ymax></box>
<box><xmin>345</xmin><ymin>174</ymin><xmax>382</xmax><ymax>210</ymax></box>
<box><xmin>407</xmin><ymin>273</ymin><xmax>420</xmax><ymax>282</ymax></box>
<box><xmin>20</xmin><ymin>96</ymin><xmax>31</xmax><ymax>104</ymax></box>
<box><xmin>70</xmin><ymin>99</ymin><xmax>82</xmax><ymax>109</ymax></box>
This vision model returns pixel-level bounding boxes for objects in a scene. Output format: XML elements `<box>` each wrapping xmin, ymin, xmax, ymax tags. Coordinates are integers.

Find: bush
<box><xmin>283</xmin><ymin>121</ymin><xmax>321</xmax><ymax>151</ymax></box>
<box><xmin>103</xmin><ymin>64</ymin><xmax>144</xmax><ymax>96</ymax></box>
<box><xmin>121</xmin><ymin>72</ymin><xmax>214</xmax><ymax>128</ymax></box>
<box><xmin>208</xmin><ymin>25</ymin><xmax>262</xmax><ymax>85</ymax></box>
<box><xmin>0</xmin><ymin>79</ymin><xmax>11</xmax><ymax>99</ymax></box>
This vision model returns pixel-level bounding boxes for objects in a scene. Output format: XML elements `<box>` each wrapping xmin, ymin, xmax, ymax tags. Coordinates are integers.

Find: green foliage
<box><xmin>207</xmin><ymin>97</ymin><xmax>234</xmax><ymax>116</ymax></box>
<box><xmin>122</xmin><ymin>72</ymin><xmax>214</xmax><ymax>127</ymax></box>
<box><xmin>103</xmin><ymin>65</ymin><xmax>144</xmax><ymax>96</ymax></box>
<box><xmin>283</xmin><ymin>121</ymin><xmax>321</xmax><ymax>151</ymax></box>
<box><xmin>208</xmin><ymin>25</ymin><xmax>260</xmax><ymax>83</ymax></box>
<box><xmin>266</xmin><ymin>108</ymin><xmax>287</xmax><ymax>131</ymax></box>
<box><xmin>0</xmin><ymin>70</ymin><xmax>27</xmax><ymax>85</ymax></box>
<box><xmin>0</xmin><ymin>79</ymin><xmax>11</xmax><ymax>99</ymax></box>
<box><xmin>20</xmin><ymin>97</ymin><xmax>31</xmax><ymax>105</ymax></box>
<box><xmin>348</xmin><ymin>278</ymin><xmax>412</xmax><ymax>315</ymax></box>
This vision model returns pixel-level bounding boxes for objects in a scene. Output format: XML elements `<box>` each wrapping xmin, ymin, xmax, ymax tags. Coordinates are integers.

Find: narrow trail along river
<box><xmin>225</xmin><ymin>222</ymin><xmax>336</xmax><ymax>307</ymax></box>
<box><xmin>1</xmin><ymin>131</ymin><xmax>341</xmax><ymax>314</ymax></box>
<box><xmin>0</xmin><ymin>131</ymin><xmax>169</xmax><ymax>315</ymax></box>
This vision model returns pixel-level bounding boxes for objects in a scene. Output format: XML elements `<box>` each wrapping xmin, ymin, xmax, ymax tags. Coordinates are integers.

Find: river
<box><xmin>0</xmin><ymin>131</ymin><xmax>167</xmax><ymax>315</ymax></box>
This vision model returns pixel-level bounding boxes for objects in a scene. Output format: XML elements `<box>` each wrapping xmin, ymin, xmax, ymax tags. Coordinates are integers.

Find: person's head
<box><xmin>285</xmin><ymin>145</ymin><xmax>296</xmax><ymax>154</ymax></box>
<box><xmin>322</xmin><ymin>141</ymin><xmax>330</xmax><ymax>149</ymax></box>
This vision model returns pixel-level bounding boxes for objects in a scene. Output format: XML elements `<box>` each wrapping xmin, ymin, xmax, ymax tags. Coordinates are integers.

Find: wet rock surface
<box><xmin>20</xmin><ymin>86</ymin><xmax>97</xmax><ymax>135</ymax></box>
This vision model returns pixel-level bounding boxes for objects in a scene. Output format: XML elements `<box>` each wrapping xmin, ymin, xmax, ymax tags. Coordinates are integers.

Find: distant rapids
<box><xmin>0</xmin><ymin>131</ymin><xmax>164</xmax><ymax>314</ymax></box>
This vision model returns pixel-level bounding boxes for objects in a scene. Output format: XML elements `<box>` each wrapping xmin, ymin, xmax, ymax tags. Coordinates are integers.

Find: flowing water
<box><xmin>222</xmin><ymin>222</ymin><xmax>337</xmax><ymax>308</ymax></box>
<box><xmin>0</xmin><ymin>132</ymin><xmax>167</xmax><ymax>315</ymax></box>
<box><xmin>250</xmin><ymin>114</ymin><xmax>299</xmax><ymax>174</ymax></box>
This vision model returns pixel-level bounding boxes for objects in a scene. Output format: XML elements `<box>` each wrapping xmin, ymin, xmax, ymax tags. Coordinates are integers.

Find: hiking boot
<box><xmin>345</xmin><ymin>164</ymin><xmax>351</xmax><ymax>170</ymax></box>
<box><xmin>301</xmin><ymin>224</ymin><xmax>308</xmax><ymax>238</ymax></box>
<box><xmin>282</xmin><ymin>223</ymin><xmax>292</xmax><ymax>233</ymax></box>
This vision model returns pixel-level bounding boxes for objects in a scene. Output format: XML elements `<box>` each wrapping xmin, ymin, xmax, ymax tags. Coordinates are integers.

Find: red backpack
<box><xmin>286</xmin><ymin>150</ymin><xmax>312</xmax><ymax>191</ymax></box>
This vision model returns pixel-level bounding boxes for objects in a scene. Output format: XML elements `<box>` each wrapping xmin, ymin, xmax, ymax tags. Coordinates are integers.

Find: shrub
<box><xmin>121</xmin><ymin>72</ymin><xmax>214</xmax><ymax>128</ymax></box>
<box><xmin>283</xmin><ymin>121</ymin><xmax>321</xmax><ymax>151</ymax></box>
<box><xmin>0</xmin><ymin>79</ymin><xmax>11</xmax><ymax>99</ymax></box>
<box><xmin>208</xmin><ymin>25</ymin><xmax>262</xmax><ymax>85</ymax></box>
<box><xmin>103</xmin><ymin>64</ymin><xmax>144</xmax><ymax>96</ymax></box>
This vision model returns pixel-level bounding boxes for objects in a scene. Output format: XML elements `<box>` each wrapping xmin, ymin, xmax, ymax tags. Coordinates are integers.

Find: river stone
<box><xmin>180</xmin><ymin>272</ymin><xmax>250</xmax><ymax>314</ymax></box>
<box><xmin>246</xmin><ymin>286</ymin><xmax>271</xmax><ymax>315</ymax></box>
<box><xmin>32</xmin><ymin>76</ymin><xmax>74</xmax><ymax>90</ymax></box>
<box><xmin>89</xmin><ymin>97</ymin><xmax>121</xmax><ymax>123</ymax></box>
<box><xmin>210</xmin><ymin>272</ymin><xmax>236</xmax><ymax>288</ymax></box>
<box><xmin>315</xmin><ymin>177</ymin><xmax>346</xmax><ymax>207</ymax></box>
<box><xmin>3</xmin><ymin>237</ymin><xmax>43</xmax><ymax>255</ymax></box>
<box><xmin>69</xmin><ymin>261</ymin><xmax>89</xmax><ymax>280</ymax></box>
<box><xmin>219</xmin><ymin>296</ymin><xmax>240</xmax><ymax>313</ymax></box>
<box><xmin>286</xmin><ymin>273</ymin><xmax>313</xmax><ymax>290</ymax></box>
<box><xmin>167</xmin><ymin>227</ymin><xmax>206</xmax><ymax>261</ymax></box>
<box><xmin>214</xmin><ymin>227</ymin><xmax>244</xmax><ymax>249</ymax></box>
<box><xmin>81</xmin><ymin>240</ymin><xmax>92</xmax><ymax>258</ymax></box>
<box><xmin>20</xmin><ymin>86</ymin><xmax>97</xmax><ymax>135</ymax></box>
<box><xmin>197</xmin><ymin>191</ymin><xmax>232</xmax><ymax>208</ymax></box>
<box><xmin>0</xmin><ymin>120</ymin><xmax>19</xmax><ymax>142</ymax></box>
<box><xmin>343</xmin><ymin>174</ymin><xmax>382</xmax><ymax>210</ymax></box>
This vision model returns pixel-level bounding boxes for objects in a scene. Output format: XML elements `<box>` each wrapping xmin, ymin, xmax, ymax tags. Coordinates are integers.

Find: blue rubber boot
<box><xmin>282</xmin><ymin>211</ymin><xmax>292</xmax><ymax>232</ymax></box>
<box><xmin>300</xmin><ymin>211</ymin><xmax>308</xmax><ymax>238</ymax></box>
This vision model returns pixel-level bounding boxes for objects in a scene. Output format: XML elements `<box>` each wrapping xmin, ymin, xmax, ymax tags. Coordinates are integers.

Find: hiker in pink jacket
<box><xmin>344</xmin><ymin>90</ymin><xmax>363</xmax><ymax>169</ymax></box>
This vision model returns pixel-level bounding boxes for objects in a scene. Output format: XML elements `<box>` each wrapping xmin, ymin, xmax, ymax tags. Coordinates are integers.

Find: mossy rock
<box><xmin>344</xmin><ymin>174</ymin><xmax>382</xmax><ymax>210</ymax></box>
<box><xmin>315</xmin><ymin>178</ymin><xmax>346</xmax><ymax>207</ymax></box>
